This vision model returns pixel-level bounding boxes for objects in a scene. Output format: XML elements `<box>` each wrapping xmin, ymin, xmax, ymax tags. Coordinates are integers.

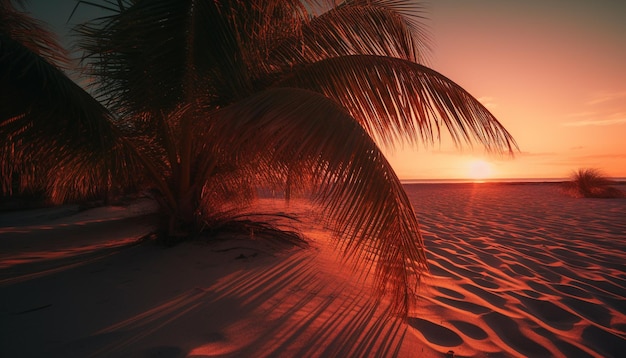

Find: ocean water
<box><xmin>401</xmin><ymin>177</ymin><xmax>626</xmax><ymax>185</ymax></box>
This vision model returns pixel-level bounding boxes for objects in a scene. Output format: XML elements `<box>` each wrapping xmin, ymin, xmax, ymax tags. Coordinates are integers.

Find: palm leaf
<box><xmin>267</xmin><ymin>0</ymin><xmax>430</xmax><ymax>72</ymax></box>
<box><xmin>278</xmin><ymin>55</ymin><xmax>518</xmax><ymax>152</ymax></box>
<box><xmin>74</xmin><ymin>0</ymin><xmax>191</xmax><ymax>115</ymax></box>
<box><xmin>75</xmin><ymin>0</ymin><xmax>312</xmax><ymax>113</ymax></box>
<box><xmin>208</xmin><ymin>87</ymin><xmax>428</xmax><ymax>314</ymax></box>
<box><xmin>0</xmin><ymin>11</ymin><xmax>141</xmax><ymax>201</ymax></box>
<box><xmin>0</xmin><ymin>1</ymin><xmax>69</xmax><ymax>69</ymax></box>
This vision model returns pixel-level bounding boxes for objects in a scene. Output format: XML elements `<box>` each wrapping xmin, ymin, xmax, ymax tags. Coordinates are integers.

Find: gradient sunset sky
<box><xmin>27</xmin><ymin>0</ymin><xmax>626</xmax><ymax>180</ymax></box>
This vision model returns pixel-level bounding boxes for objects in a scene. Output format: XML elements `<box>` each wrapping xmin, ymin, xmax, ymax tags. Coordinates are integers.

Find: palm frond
<box><xmin>278</xmin><ymin>54</ymin><xmax>518</xmax><ymax>152</ymax></box>
<box><xmin>208</xmin><ymin>87</ymin><xmax>428</xmax><ymax>315</ymax></box>
<box><xmin>202</xmin><ymin>211</ymin><xmax>308</xmax><ymax>249</ymax></box>
<box><xmin>74</xmin><ymin>0</ymin><xmax>190</xmax><ymax>115</ymax></box>
<box><xmin>72</xmin><ymin>0</ymin><xmax>132</xmax><ymax>16</ymax></box>
<box><xmin>342</xmin><ymin>0</ymin><xmax>430</xmax><ymax>33</ymax></box>
<box><xmin>0</xmin><ymin>29</ymin><xmax>141</xmax><ymax>201</ymax></box>
<box><xmin>75</xmin><ymin>0</ymin><xmax>312</xmax><ymax>114</ymax></box>
<box><xmin>267</xmin><ymin>0</ymin><xmax>429</xmax><ymax>72</ymax></box>
<box><xmin>0</xmin><ymin>2</ymin><xmax>70</xmax><ymax>69</ymax></box>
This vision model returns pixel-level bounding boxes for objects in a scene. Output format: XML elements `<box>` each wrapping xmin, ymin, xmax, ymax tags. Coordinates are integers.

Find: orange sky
<box><xmin>386</xmin><ymin>0</ymin><xmax>626</xmax><ymax>180</ymax></box>
<box><xmin>28</xmin><ymin>0</ymin><xmax>626</xmax><ymax>180</ymax></box>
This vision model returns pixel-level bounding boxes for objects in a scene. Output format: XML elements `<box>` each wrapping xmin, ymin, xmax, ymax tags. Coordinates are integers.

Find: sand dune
<box><xmin>1</xmin><ymin>183</ymin><xmax>625</xmax><ymax>357</ymax></box>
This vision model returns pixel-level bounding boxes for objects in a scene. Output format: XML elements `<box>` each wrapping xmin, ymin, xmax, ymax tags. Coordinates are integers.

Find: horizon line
<box><xmin>400</xmin><ymin>177</ymin><xmax>626</xmax><ymax>184</ymax></box>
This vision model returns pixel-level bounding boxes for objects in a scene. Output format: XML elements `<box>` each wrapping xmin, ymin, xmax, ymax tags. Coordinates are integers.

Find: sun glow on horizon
<box><xmin>467</xmin><ymin>159</ymin><xmax>493</xmax><ymax>181</ymax></box>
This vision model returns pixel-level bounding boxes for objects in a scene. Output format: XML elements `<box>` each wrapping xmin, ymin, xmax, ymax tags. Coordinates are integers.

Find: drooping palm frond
<box><xmin>0</xmin><ymin>0</ymin><xmax>69</xmax><ymax>69</ymax></box>
<box><xmin>1</xmin><ymin>4</ymin><xmax>141</xmax><ymax>200</ymax></box>
<box><xmin>267</xmin><ymin>0</ymin><xmax>430</xmax><ymax>72</ymax></box>
<box><xmin>207</xmin><ymin>87</ymin><xmax>428</xmax><ymax>314</ymax></box>
<box><xmin>279</xmin><ymin>55</ymin><xmax>518</xmax><ymax>151</ymax></box>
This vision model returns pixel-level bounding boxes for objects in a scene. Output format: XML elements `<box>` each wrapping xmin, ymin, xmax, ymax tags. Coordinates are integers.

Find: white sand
<box><xmin>1</xmin><ymin>184</ymin><xmax>625</xmax><ymax>357</ymax></box>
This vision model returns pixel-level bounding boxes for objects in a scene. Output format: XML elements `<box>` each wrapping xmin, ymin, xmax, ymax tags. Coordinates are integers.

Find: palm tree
<box><xmin>1</xmin><ymin>0</ymin><xmax>517</xmax><ymax>315</ymax></box>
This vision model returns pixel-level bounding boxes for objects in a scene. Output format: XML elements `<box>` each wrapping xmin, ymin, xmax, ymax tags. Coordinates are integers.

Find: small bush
<box><xmin>563</xmin><ymin>168</ymin><xmax>624</xmax><ymax>198</ymax></box>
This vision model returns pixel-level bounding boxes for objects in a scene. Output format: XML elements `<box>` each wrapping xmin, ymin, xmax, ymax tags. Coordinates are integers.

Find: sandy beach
<box><xmin>1</xmin><ymin>183</ymin><xmax>625</xmax><ymax>357</ymax></box>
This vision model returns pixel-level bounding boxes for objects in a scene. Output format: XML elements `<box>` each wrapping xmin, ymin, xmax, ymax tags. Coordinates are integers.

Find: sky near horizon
<box><xmin>389</xmin><ymin>0</ymin><xmax>626</xmax><ymax>180</ymax></box>
<box><xmin>25</xmin><ymin>0</ymin><xmax>626</xmax><ymax>180</ymax></box>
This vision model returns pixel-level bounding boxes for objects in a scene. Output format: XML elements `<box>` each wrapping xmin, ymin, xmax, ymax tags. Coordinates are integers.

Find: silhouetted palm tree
<box><xmin>1</xmin><ymin>0</ymin><xmax>517</xmax><ymax>315</ymax></box>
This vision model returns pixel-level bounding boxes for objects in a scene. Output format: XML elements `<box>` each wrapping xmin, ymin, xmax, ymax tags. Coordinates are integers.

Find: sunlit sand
<box><xmin>1</xmin><ymin>183</ymin><xmax>625</xmax><ymax>357</ymax></box>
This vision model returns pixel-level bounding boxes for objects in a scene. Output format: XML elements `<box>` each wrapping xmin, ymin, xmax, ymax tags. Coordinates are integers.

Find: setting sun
<box><xmin>467</xmin><ymin>159</ymin><xmax>493</xmax><ymax>180</ymax></box>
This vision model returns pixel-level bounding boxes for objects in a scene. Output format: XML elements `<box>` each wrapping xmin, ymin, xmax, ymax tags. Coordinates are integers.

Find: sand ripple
<box><xmin>406</xmin><ymin>183</ymin><xmax>626</xmax><ymax>357</ymax></box>
<box><xmin>1</xmin><ymin>184</ymin><xmax>624</xmax><ymax>357</ymax></box>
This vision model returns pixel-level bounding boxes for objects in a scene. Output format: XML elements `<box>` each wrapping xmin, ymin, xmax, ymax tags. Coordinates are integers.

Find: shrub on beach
<box><xmin>563</xmin><ymin>168</ymin><xmax>624</xmax><ymax>198</ymax></box>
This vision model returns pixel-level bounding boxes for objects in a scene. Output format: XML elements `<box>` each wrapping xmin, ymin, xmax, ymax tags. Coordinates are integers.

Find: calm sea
<box><xmin>401</xmin><ymin>177</ymin><xmax>626</xmax><ymax>185</ymax></box>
